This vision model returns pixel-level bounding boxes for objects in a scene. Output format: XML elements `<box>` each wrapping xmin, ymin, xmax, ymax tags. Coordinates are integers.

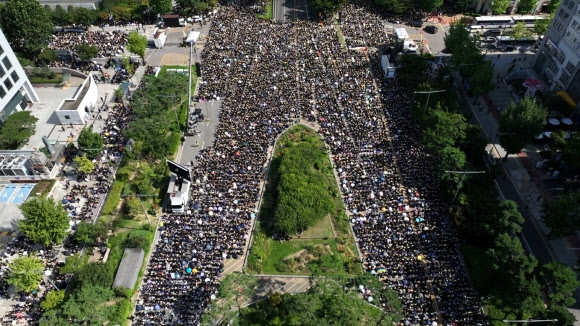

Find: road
<box><xmin>273</xmin><ymin>0</ymin><xmax>312</xmax><ymax>23</ymax></box>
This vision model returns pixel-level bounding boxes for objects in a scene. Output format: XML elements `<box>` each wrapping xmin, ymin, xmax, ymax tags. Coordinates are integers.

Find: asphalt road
<box><xmin>177</xmin><ymin>99</ymin><xmax>223</xmax><ymax>166</ymax></box>
<box><xmin>273</xmin><ymin>0</ymin><xmax>312</xmax><ymax>23</ymax></box>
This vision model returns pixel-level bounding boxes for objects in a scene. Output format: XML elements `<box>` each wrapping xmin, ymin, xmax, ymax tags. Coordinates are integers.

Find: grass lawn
<box><xmin>30</xmin><ymin>179</ymin><xmax>56</xmax><ymax>198</ymax></box>
<box><xmin>257</xmin><ymin>0</ymin><xmax>273</xmax><ymax>20</ymax></box>
<box><xmin>247</xmin><ymin>125</ymin><xmax>361</xmax><ymax>276</ymax></box>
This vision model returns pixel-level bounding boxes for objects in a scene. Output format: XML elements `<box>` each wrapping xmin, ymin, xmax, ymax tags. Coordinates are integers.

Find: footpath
<box><xmin>455</xmin><ymin>51</ymin><xmax>580</xmax><ymax>319</ymax></box>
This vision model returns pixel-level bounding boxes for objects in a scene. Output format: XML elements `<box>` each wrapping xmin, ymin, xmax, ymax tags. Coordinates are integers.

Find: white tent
<box><xmin>186</xmin><ymin>31</ymin><xmax>200</xmax><ymax>44</ymax></box>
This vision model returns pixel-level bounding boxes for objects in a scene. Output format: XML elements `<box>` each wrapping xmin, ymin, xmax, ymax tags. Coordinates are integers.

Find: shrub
<box><xmin>102</xmin><ymin>181</ymin><xmax>124</xmax><ymax>215</ymax></box>
<box><xmin>109</xmin><ymin>298</ymin><xmax>132</xmax><ymax>324</ymax></box>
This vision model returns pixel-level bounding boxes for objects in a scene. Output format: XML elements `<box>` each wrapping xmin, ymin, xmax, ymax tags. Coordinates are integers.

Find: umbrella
<box><xmin>548</xmin><ymin>118</ymin><xmax>561</xmax><ymax>125</ymax></box>
<box><xmin>561</xmin><ymin>117</ymin><xmax>573</xmax><ymax>125</ymax></box>
<box><xmin>154</xmin><ymin>304</ymin><xmax>160</xmax><ymax>310</ymax></box>
<box><xmin>186</xmin><ymin>268</ymin><xmax>192</xmax><ymax>274</ymax></box>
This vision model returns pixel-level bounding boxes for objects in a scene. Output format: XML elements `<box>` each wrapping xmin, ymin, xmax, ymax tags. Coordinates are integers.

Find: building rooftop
<box><xmin>112</xmin><ymin>248</ymin><xmax>145</xmax><ymax>289</ymax></box>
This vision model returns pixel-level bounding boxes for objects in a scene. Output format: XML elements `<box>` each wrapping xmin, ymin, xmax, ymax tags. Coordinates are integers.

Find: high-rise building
<box><xmin>0</xmin><ymin>28</ymin><xmax>39</xmax><ymax>124</ymax></box>
<box><xmin>533</xmin><ymin>0</ymin><xmax>580</xmax><ymax>107</ymax></box>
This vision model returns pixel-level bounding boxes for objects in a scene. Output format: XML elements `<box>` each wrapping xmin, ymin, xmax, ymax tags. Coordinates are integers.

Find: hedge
<box><xmin>102</xmin><ymin>181</ymin><xmax>125</xmax><ymax>215</ymax></box>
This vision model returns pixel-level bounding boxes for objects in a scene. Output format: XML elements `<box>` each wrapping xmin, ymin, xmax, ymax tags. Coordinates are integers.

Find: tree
<box><xmin>546</xmin><ymin>0</ymin><xmax>560</xmax><ymax>13</ymax></box>
<box><xmin>127</xmin><ymin>31</ymin><xmax>147</xmax><ymax>63</ymax></box>
<box><xmin>419</xmin><ymin>0</ymin><xmax>443</xmax><ymax>12</ymax></box>
<box><xmin>150</xmin><ymin>0</ymin><xmax>172</xmax><ymax>15</ymax></box>
<box><xmin>562</xmin><ymin>133</ymin><xmax>580</xmax><ymax>168</ymax></box>
<box><xmin>454</xmin><ymin>0</ymin><xmax>477</xmax><ymax>12</ymax></box>
<box><xmin>541</xmin><ymin>192</ymin><xmax>580</xmax><ymax>238</ymax></box>
<box><xmin>398</xmin><ymin>54</ymin><xmax>428</xmax><ymax>89</ymax></box>
<box><xmin>544</xmin><ymin>304</ymin><xmax>577</xmax><ymax>325</ymax></box>
<box><xmin>18</xmin><ymin>197</ymin><xmax>70</xmax><ymax>246</ymax></box>
<box><xmin>77</xmin><ymin>126</ymin><xmax>103</xmax><ymax>159</ymax></box>
<box><xmin>74</xmin><ymin>222</ymin><xmax>96</xmax><ymax>245</ymax></box>
<box><xmin>517</xmin><ymin>0</ymin><xmax>536</xmax><ymax>14</ymax></box>
<box><xmin>470</xmin><ymin>61</ymin><xmax>496</xmax><ymax>99</ymax></box>
<box><xmin>486</xmin><ymin>200</ymin><xmax>524</xmax><ymax>237</ymax></box>
<box><xmin>498</xmin><ymin>98</ymin><xmax>547</xmax><ymax>158</ymax></box>
<box><xmin>444</xmin><ymin>20</ymin><xmax>472</xmax><ymax>54</ymax></box>
<box><xmin>75</xmin><ymin>262</ymin><xmax>114</xmax><ymax>288</ymax></box>
<box><xmin>534</xmin><ymin>15</ymin><xmax>551</xmax><ymax>36</ymax></box>
<box><xmin>445</xmin><ymin>20</ymin><xmax>485</xmax><ymax>78</ymax></box>
<box><xmin>373</xmin><ymin>0</ymin><xmax>410</xmax><ymax>13</ymax></box>
<box><xmin>543</xmin><ymin>92</ymin><xmax>574</xmax><ymax>117</ymax></box>
<box><xmin>75</xmin><ymin>44</ymin><xmax>99</xmax><ymax>61</ymax></box>
<box><xmin>59</xmin><ymin>253</ymin><xmax>88</xmax><ymax>275</ymax></box>
<box><xmin>487</xmin><ymin>233</ymin><xmax>538</xmax><ymax>282</ymax></box>
<box><xmin>540</xmin><ymin>262</ymin><xmax>580</xmax><ymax>307</ymax></box>
<box><xmin>0</xmin><ymin>111</ymin><xmax>38</xmax><ymax>149</ymax></box>
<box><xmin>52</xmin><ymin>5</ymin><xmax>69</xmax><ymax>25</ymax></box>
<box><xmin>218</xmin><ymin>273</ymin><xmax>258</xmax><ymax>316</ymax></box>
<box><xmin>491</xmin><ymin>0</ymin><xmax>511</xmax><ymax>14</ymax></box>
<box><xmin>41</xmin><ymin>290</ymin><xmax>66</xmax><ymax>311</ymax></box>
<box><xmin>511</xmin><ymin>22</ymin><xmax>533</xmax><ymax>40</ymax></box>
<box><xmin>0</xmin><ymin>0</ymin><xmax>54</xmax><ymax>54</ymax></box>
<box><xmin>6</xmin><ymin>255</ymin><xmax>45</xmax><ymax>292</ymax></box>
<box><xmin>37</xmin><ymin>49</ymin><xmax>57</xmax><ymax>63</ymax></box>
<box><xmin>124</xmin><ymin>197</ymin><xmax>142</xmax><ymax>218</ymax></box>
<box><xmin>310</xmin><ymin>0</ymin><xmax>346</xmax><ymax>13</ymax></box>
<box><xmin>74</xmin><ymin>154</ymin><xmax>95</xmax><ymax>175</ymax></box>
<box><xmin>60</xmin><ymin>284</ymin><xmax>114</xmax><ymax>324</ymax></box>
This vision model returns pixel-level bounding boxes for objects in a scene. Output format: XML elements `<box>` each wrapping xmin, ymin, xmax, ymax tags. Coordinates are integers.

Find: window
<box><xmin>547</xmin><ymin>60</ymin><xmax>558</xmax><ymax>74</ymax></box>
<box><xmin>560</xmin><ymin>71</ymin><xmax>571</xmax><ymax>85</ymax></box>
<box><xmin>564</xmin><ymin>0</ymin><xmax>570</xmax><ymax>7</ymax></box>
<box><xmin>3</xmin><ymin>78</ymin><xmax>12</xmax><ymax>90</ymax></box>
<box><xmin>2</xmin><ymin>56</ymin><xmax>12</xmax><ymax>70</ymax></box>
<box><xmin>10</xmin><ymin>71</ymin><xmax>18</xmax><ymax>83</ymax></box>
<box><xmin>554</xmin><ymin>20</ymin><xmax>564</xmax><ymax>32</ymax></box>
<box><xmin>0</xmin><ymin>85</ymin><xmax>5</xmax><ymax>98</ymax></box>
<box><xmin>573</xmin><ymin>20</ymin><xmax>579</xmax><ymax>30</ymax></box>
<box><xmin>554</xmin><ymin>49</ymin><xmax>566</xmax><ymax>64</ymax></box>
<box><xmin>566</xmin><ymin>62</ymin><xmax>575</xmax><ymax>74</ymax></box>
<box><xmin>64</xmin><ymin>115</ymin><xmax>71</xmax><ymax>120</ymax></box>
<box><xmin>0</xmin><ymin>45</ymin><xmax>3</xmax><ymax>56</ymax></box>
<box><xmin>558</xmin><ymin>9</ymin><xmax>565</xmax><ymax>17</ymax></box>
<box><xmin>0</xmin><ymin>64</ymin><xmax>4</xmax><ymax>77</ymax></box>
<box><xmin>567</xmin><ymin>0</ymin><xmax>575</xmax><ymax>9</ymax></box>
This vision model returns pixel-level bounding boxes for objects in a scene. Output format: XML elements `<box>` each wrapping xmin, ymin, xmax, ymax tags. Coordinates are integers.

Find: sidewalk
<box><xmin>461</xmin><ymin>56</ymin><xmax>580</xmax><ymax>318</ymax></box>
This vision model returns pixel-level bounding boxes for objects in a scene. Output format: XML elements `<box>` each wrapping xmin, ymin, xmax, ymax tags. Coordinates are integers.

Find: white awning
<box><xmin>186</xmin><ymin>31</ymin><xmax>200</xmax><ymax>43</ymax></box>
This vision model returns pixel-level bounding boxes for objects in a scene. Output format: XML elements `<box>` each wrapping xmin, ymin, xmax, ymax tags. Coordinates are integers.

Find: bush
<box><xmin>102</xmin><ymin>181</ymin><xmax>125</xmax><ymax>215</ymax></box>
<box><xmin>75</xmin><ymin>262</ymin><xmax>114</xmax><ymax>288</ymax></box>
<box><xmin>168</xmin><ymin>132</ymin><xmax>181</xmax><ymax>156</ymax></box>
<box><xmin>114</xmin><ymin>287</ymin><xmax>133</xmax><ymax>299</ymax></box>
<box><xmin>109</xmin><ymin>298</ymin><xmax>132</xmax><ymax>324</ymax></box>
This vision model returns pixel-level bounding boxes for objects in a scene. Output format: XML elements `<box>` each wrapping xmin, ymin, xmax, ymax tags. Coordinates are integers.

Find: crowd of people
<box><xmin>48</xmin><ymin>30</ymin><xmax>129</xmax><ymax>58</ymax></box>
<box><xmin>133</xmin><ymin>4</ymin><xmax>484</xmax><ymax>326</ymax></box>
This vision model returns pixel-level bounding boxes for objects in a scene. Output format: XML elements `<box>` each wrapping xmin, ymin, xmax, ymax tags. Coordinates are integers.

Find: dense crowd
<box><xmin>133</xmin><ymin>4</ymin><xmax>484</xmax><ymax>326</ymax></box>
<box><xmin>48</xmin><ymin>30</ymin><xmax>129</xmax><ymax>58</ymax></box>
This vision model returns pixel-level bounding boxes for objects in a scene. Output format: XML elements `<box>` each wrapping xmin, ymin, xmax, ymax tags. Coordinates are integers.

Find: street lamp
<box><xmin>414</xmin><ymin>90</ymin><xmax>446</xmax><ymax>113</ymax></box>
<box><xmin>502</xmin><ymin>319</ymin><xmax>558</xmax><ymax>323</ymax></box>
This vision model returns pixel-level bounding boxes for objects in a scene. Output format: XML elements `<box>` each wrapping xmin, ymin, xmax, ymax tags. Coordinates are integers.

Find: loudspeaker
<box><xmin>195</xmin><ymin>62</ymin><xmax>201</xmax><ymax>77</ymax></box>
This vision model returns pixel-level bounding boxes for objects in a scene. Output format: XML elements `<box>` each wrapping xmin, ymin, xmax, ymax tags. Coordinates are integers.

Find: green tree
<box><xmin>541</xmin><ymin>262</ymin><xmax>580</xmax><ymax>307</ymax></box>
<box><xmin>59</xmin><ymin>253</ymin><xmax>88</xmax><ymax>275</ymax></box>
<box><xmin>486</xmin><ymin>200</ymin><xmax>524</xmax><ymax>237</ymax></box>
<box><xmin>60</xmin><ymin>284</ymin><xmax>114</xmax><ymax>324</ymax></box>
<box><xmin>445</xmin><ymin>20</ymin><xmax>485</xmax><ymax>78</ymax></box>
<box><xmin>124</xmin><ymin>196</ymin><xmax>142</xmax><ymax>218</ymax></box>
<box><xmin>6</xmin><ymin>255</ymin><xmax>44</xmax><ymax>292</ymax></box>
<box><xmin>541</xmin><ymin>192</ymin><xmax>580</xmax><ymax>238</ymax></box>
<box><xmin>77</xmin><ymin>126</ymin><xmax>103</xmax><ymax>158</ymax></box>
<box><xmin>419</xmin><ymin>0</ymin><xmax>443</xmax><ymax>11</ymax></box>
<box><xmin>0</xmin><ymin>0</ymin><xmax>54</xmax><ymax>54</ymax></box>
<box><xmin>398</xmin><ymin>54</ymin><xmax>428</xmax><ymax>89</ymax></box>
<box><xmin>517</xmin><ymin>0</ymin><xmax>536</xmax><ymax>14</ymax></box>
<box><xmin>74</xmin><ymin>154</ymin><xmax>95</xmax><ymax>175</ymax></box>
<box><xmin>0</xmin><ymin>111</ymin><xmax>38</xmax><ymax>149</ymax></box>
<box><xmin>487</xmin><ymin>232</ymin><xmax>538</xmax><ymax>282</ymax></box>
<box><xmin>444</xmin><ymin>19</ymin><xmax>472</xmax><ymax>54</ymax></box>
<box><xmin>543</xmin><ymin>92</ymin><xmax>574</xmax><ymax>116</ymax></box>
<box><xmin>18</xmin><ymin>197</ymin><xmax>70</xmax><ymax>246</ymax></box>
<box><xmin>52</xmin><ymin>5</ymin><xmax>69</xmax><ymax>25</ymax></box>
<box><xmin>75</xmin><ymin>44</ymin><xmax>99</xmax><ymax>61</ymax></box>
<box><xmin>40</xmin><ymin>290</ymin><xmax>66</xmax><ymax>311</ymax></box>
<box><xmin>71</xmin><ymin>7</ymin><xmax>97</xmax><ymax>25</ymax></box>
<box><xmin>311</xmin><ymin>0</ymin><xmax>345</xmax><ymax>13</ymax></box>
<box><xmin>563</xmin><ymin>133</ymin><xmax>580</xmax><ymax>168</ymax></box>
<box><xmin>546</xmin><ymin>0</ymin><xmax>560</xmax><ymax>13</ymax></box>
<box><xmin>498</xmin><ymin>98</ymin><xmax>547</xmax><ymax>158</ymax></box>
<box><xmin>205</xmin><ymin>273</ymin><xmax>258</xmax><ymax>320</ymax></box>
<box><xmin>127</xmin><ymin>31</ymin><xmax>147</xmax><ymax>63</ymax></box>
<box><xmin>454</xmin><ymin>0</ymin><xmax>477</xmax><ymax>11</ymax></box>
<box><xmin>491</xmin><ymin>0</ymin><xmax>511</xmax><ymax>14</ymax></box>
<box><xmin>373</xmin><ymin>0</ymin><xmax>410</xmax><ymax>13</ymax></box>
<box><xmin>421</xmin><ymin>108</ymin><xmax>468</xmax><ymax>151</ymax></box>
<box><xmin>75</xmin><ymin>262</ymin><xmax>114</xmax><ymax>288</ymax></box>
<box><xmin>544</xmin><ymin>304</ymin><xmax>577</xmax><ymax>325</ymax></box>
<box><xmin>470</xmin><ymin>61</ymin><xmax>496</xmax><ymax>99</ymax></box>
<box><xmin>194</xmin><ymin>1</ymin><xmax>208</xmax><ymax>13</ymax></box>
<box><xmin>74</xmin><ymin>222</ymin><xmax>96</xmax><ymax>245</ymax></box>
<box><xmin>534</xmin><ymin>15</ymin><xmax>551</xmax><ymax>36</ymax></box>
<box><xmin>37</xmin><ymin>49</ymin><xmax>57</xmax><ymax>63</ymax></box>
<box><xmin>150</xmin><ymin>0</ymin><xmax>172</xmax><ymax>15</ymax></box>
<box><xmin>511</xmin><ymin>21</ymin><xmax>533</xmax><ymax>40</ymax></box>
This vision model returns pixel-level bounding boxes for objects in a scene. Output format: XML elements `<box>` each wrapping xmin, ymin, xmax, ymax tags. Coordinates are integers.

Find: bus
<box><xmin>473</xmin><ymin>16</ymin><xmax>514</xmax><ymax>27</ymax></box>
<box><xmin>493</xmin><ymin>35</ymin><xmax>539</xmax><ymax>49</ymax></box>
<box><xmin>512</xmin><ymin>15</ymin><xmax>549</xmax><ymax>27</ymax></box>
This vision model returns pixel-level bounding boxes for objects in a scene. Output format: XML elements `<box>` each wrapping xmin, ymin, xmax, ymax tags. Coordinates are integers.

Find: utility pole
<box><xmin>413</xmin><ymin>90</ymin><xmax>446</xmax><ymax>114</ymax></box>
<box><xmin>502</xmin><ymin>319</ymin><xmax>558</xmax><ymax>324</ymax></box>
<box><xmin>445</xmin><ymin>170</ymin><xmax>486</xmax><ymax>204</ymax></box>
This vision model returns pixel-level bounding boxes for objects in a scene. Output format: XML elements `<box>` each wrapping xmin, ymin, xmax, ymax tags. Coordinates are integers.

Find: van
<box><xmin>483</xmin><ymin>29</ymin><xmax>501</xmax><ymax>37</ymax></box>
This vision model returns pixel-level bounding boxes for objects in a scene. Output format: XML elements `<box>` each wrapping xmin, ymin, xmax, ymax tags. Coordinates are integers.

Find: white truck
<box><xmin>167</xmin><ymin>174</ymin><xmax>191</xmax><ymax>213</ymax></box>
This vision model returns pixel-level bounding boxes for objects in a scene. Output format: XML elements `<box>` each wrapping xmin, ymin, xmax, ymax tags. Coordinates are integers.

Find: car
<box><xmin>187</xmin><ymin>16</ymin><xmax>203</xmax><ymax>23</ymax></box>
<box><xmin>409</xmin><ymin>20</ymin><xmax>423</xmax><ymax>28</ymax></box>
<box><xmin>482</xmin><ymin>37</ymin><xmax>496</xmax><ymax>43</ymax></box>
<box><xmin>424</xmin><ymin>25</ymin><xmax>438</xmax><ymax>34</ymax></box>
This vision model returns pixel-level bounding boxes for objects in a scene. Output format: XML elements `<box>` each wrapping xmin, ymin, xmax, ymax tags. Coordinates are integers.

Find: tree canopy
<box><xmin>273</xmin><ymin>134</ymin><xmax>336</xmax><ymax>235</ymax></box>
<box><xmin>127</xmin><ymin>32</ymin><xmax>148</xmax><ymax>62</ymax></box>
<box><xmin>6</xmin><ymin>255</ymin><xmax>45</xmax><ymax>292</ymax></box>
<box><xmin>418</xmin><ymin>0</ymin><xmax>443</xmax><ymax>12</ymax></box>
<box><xmin>498</xmin><ymin>98</ymin><xmax>547</xmax><ymax>156</ymax></box>
<box><xmin>75</xmin><ymin>44</ymin><xmax>99</xmax><ymax>61</ymax></box>
<box><xmin>511</xmin><ymin>22</ymin><xmax>533</xmax><ymax>40</ymax></box>
<box><xmin>0</xmin><ymin>0</ymin><xmax>54</xmax><ymax>54</ymax></box>
<box><xmin>311</xmin><ymin>0</ymin><xmax>346</xmax><ymax>13</ymax></box>
<box><xmin>373</xmin><ymin>0</ymin><xmax>410</xmax><ymax>13</ymax></box>
<box><xmin>541</xmin><ymin>192</ymin><xmax>580</xmax><ymax>238</ymax></box>
<box><xmin>18</xmin><ymin>197</ymin><xmax>70</xmax><ymax>246</ymax></box>
<box><xmin>0</xmin><ymin>111</ymin><xmax>38</xmax><ymax>149</ymax></box>
<box><xmin>74</xmin><ymin>154</ymin><xmax>95</xmax><ymax>175</ymax></box>
<box><xmin>78</xmin><ymin>126</ymin><xmax>104</xmax><ymax>159</ymax></box>
<box><xmin>517</xmin><ymin>0</ymin><xmax>536</xmax><ymax>14</ymax></box>
<box><xmin>491</xmin><ymin>0</ymin><xmax>511</xmax><ymax>14</ymax></box>
<box><xmin>540</xmin><ymin>262</ymin><xmax>580</xmax><ymax>307</ymax></box>
<box><xmin>150</xmin><ymin>0</ymin><xmax>172</xmax><ymax>15</ymax></box>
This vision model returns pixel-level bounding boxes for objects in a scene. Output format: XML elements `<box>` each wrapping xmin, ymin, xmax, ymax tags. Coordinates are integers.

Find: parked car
<box><xmin>424</xmin><ymin>25</ymin><xmax>438</xmax><ymax>34</ymax></box>
<box><xmin>187</xmin><ymin>16</ymin><xmax>203</xmax><ymax>23</ymax></box>
<box><xmin>482</xmin><ymin>37</ymin><xmax>496</xmax><ymax>43</ymax></box>
<box><xmin>409</xmin><ymin>20</ymin><xmax>423</xmax><ymax>28</ymax></box>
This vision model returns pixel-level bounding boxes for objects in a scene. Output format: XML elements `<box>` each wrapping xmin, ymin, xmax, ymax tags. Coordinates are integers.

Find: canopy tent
<box><xmin>186</xmin><ymin>31</ymin><xmax>200</xmax><ymax>44</ymax></box>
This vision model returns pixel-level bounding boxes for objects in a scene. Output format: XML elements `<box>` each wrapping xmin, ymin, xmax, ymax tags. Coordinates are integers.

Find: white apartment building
<box><xmin>0</xmin><ymin>28</ymin><xmax>39</xmax><ymax>125</ymax></box>
<box><xmin>533</xmin><ymin>0</ymin><xmax>580</xmax><ymax>107</ymax></box>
